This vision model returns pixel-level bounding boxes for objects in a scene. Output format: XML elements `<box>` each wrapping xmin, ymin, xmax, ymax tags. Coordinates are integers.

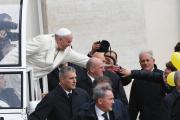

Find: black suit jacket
<box><xmin>77</xmin><ymin>69</ymin><xmax>128</xmax><ymax>105</ymax></box>
<box><xmin>76</xmin><ymin>72</ymin><xmax>94</xmax><ymax>97</ymax></box>
<box><xmin>74</xmin><ymin>100</ymin><xmax>130</xmax><ymax>120</ymax></box>
<box><xmin>28</xmin><ymin>85</ymin><xmax>90</xmax><ymax>120</ymax></box>
<box><xmin>129</xmin><ymin>66</ymin><xmax>165</xmax><ymax>120</ymax></box>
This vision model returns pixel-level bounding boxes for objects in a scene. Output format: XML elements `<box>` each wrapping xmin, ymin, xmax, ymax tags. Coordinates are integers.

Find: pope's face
<box><xmin>56</xmin><ymin>34</ymin><xmax>73</xmax><ymax>50</ymax></box>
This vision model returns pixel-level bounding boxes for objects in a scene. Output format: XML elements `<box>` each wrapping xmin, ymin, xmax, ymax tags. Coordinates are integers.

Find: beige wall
<box><xmin>42</xmin><ymin>0</ymin><xmax>180</xmax><ymax>70</ymax></box>
<box><xmin>45</xmin><ymin>0</ymin><xmax>147</xmax><ymax>69</ymax></box>
<box><xmin>26</xmin><ymin>0</ymin><xmax>41</xmax><ymax>41</ymax></box>
<box><xmin>144</xmin><ymin>0</ymin><xmax>180</xmax><ymax>70</ymax></box>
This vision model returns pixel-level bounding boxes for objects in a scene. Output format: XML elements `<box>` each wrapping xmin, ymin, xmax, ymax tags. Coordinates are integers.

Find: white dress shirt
<box><xmin>95</xmin><ymin>105</ymin><xmax>110</xmax><ymax>120</ymax></box>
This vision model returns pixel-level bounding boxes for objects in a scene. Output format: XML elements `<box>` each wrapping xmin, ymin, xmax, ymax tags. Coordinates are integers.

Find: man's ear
<box><xmin>151</xmin><ymin>58</ymin><xmax>155</xmax><ymax>64</ymax></box>
<box><xmin>98</xmin><ymin>98</ymin><xmax>103</xmax><ymax>105</ymax></box>
<box><xmin>89</xmin><ymin>67</ymin><xmax>94</xmax><ymax>74</ymax></box>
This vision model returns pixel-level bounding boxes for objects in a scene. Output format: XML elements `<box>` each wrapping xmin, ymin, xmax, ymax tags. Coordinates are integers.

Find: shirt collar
<box><xmin>87</xmin><ymin>73</ymin><xmax>95</xmax><ymax>83</ymax></box>
<box><xmin>59</xmin><ymin>83</ymin><xmax>72</xmax><ymax>95</ymax></box>
<box><xmin>95</xmin><ymin>105</ymin><xmax>110</xmax><ymax>120</ymax></box>
<box><xmin>95</xmin><ymin>105</ymin><xmax>105</xmax><ymax>117</ymax></box>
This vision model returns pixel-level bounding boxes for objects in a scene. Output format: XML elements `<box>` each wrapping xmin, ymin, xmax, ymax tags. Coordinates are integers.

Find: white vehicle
<box><xmin>0</xmin><ymin>0</ymin><xmax>46</xmax><ymax>119</ymax></box>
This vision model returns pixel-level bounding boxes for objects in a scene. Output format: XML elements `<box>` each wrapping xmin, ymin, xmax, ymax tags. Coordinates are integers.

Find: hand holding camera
<box><xmin>92</xmin><ymin>41</ymin><xmax>101</xmax><ymax>52</ymax></box>
<box><xmin>89</xmin><ymin>40</ymin><xmax>110</xmax><ymax>56</ymax></box>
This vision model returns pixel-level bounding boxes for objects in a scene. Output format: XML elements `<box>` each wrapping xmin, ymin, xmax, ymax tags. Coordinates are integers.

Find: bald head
<box><xmin>86</xmin><ymin>57</ymin><xmax>105</xmax><ymax>77</ymax></box>
<box><xmin>92</xmin><ymin>52</ymin><xmax>106</xmax><ymax>63</ymax></box>
<box><xmin>86</xmin><ymin>57</ymin><xmax>103</xmax><ymax>70</ymax></box>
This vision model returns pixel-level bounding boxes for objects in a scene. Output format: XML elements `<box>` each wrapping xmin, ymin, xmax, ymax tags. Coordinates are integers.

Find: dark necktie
<box><xmin>102</xmin><ymin>112</ymin><xmax>109</xmax><ymax>120</ymax></box>
<box><xmin>67</xmin><ymin>93</ymin><xmax>72</xmax><ymax>102</ymax></box>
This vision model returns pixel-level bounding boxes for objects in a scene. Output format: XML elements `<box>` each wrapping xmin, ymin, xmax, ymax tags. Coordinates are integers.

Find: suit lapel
<box><xmin>87</xmin><ymin>76</ymin><xmax>93</xmax><ymax>87</ymax></box>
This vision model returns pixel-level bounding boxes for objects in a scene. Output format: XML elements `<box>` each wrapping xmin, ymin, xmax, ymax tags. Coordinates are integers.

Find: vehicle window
<box><xmin>0</xmin><ymin>72</ymin><xmax>22</xmax><ymax>108</ymax></box>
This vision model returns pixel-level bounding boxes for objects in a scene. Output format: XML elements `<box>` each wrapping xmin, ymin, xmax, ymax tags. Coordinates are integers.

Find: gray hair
<box><xmin>59</xmin><ymin>66</ymin><xmax>76</xmax><ymax>80</ymax></box>
<box><xmin>86</xmin><ymin>58</ymin><xmax>99</xmax><ymax>71</ymax></box>
<box><xmin>93</xmin><ymin>76</ymin><xmax>112</xmax><ymax>87</ymax></box>
<box><xmin>139</xmin><ymin>50</ymin><xmax>154</xmax><ymax>59</ymax></box>
<box><xmin>174</xmin><ymin>71</ymin><xmax>180</xmax><ymax>85</ymax></box>
<box><xmin>93</xmin><ymin>82</ymin><xmax>112</xmax><ymax>101</ymax></box>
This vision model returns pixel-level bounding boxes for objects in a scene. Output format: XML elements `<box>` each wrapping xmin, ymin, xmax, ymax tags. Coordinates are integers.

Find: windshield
<box><xmin>0</xmin><ymin>0</ymin><xmax>22</xmax><ymax>66</ymax></box>
<box><xmin>0</xmin><ymin>72</ymin><xmax>22</xmax><ymax>108</ymax></box>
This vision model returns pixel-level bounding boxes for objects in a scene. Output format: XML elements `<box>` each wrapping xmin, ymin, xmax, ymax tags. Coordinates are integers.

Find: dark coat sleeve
<box><xmin>130</xmin><ymin>70</ymin><xmax>163</xmax><ymax>83</ymax></box>
<box><xmin>116</xmin><ymin>72</ymin><xmax>132</xmax><ymax>86</ymax></box>
<box><xmin>28</xmin><ymin>95</ymin><xmax>54</xmax><ymax>120</ymax></box>
<box><xmin>120</xmin><ymin>76</ymin><xmax>132</xmax><ymax>86</ymax></box>
<box><xmin>128</xmin><ymin>81</ymin><xmax>140</xmax><ymax>120</ymax></box>
<box><xmin>104</xmin><ymin>70</ymin><xmax>128</xmax><ymax>105</ymax></box>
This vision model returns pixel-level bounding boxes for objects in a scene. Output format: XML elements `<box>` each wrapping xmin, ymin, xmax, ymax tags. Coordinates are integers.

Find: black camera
<box><xmin>0</xmin><ymin>21</ymin><xmax>17</xmax><ymax>30</ymax></box>
<box><xmin>96</xmin><ymin>40</ymin><xmax>110</xmax><ymax>52</ymax></box>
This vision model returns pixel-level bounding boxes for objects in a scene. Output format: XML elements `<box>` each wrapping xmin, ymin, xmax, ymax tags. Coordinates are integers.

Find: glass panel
<box><xmin>0</xmin><ymin>72</ymin><xmax>22</xmax><ymax>108</ymax></box>
<box><xmin>0</xmin><ymin>0</ymin><xmax>22</xmax><ymax>66</ymax></box>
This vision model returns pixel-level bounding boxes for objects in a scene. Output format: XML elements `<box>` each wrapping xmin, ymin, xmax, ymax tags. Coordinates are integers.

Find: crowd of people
<box><xmin>27</xmin><ymin>27</ymin><xmax>180</xmax><ymax>120</ymax></box>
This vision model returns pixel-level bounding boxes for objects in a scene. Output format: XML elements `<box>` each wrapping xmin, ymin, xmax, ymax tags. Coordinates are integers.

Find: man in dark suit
<box><xmin>74</xmin><ymin>82</ymin><xmax>129</xmax><ymax>120</ymax></box>
<box><xmin>119</xmin><ymin>50</ymin><xmax>165</xmax><ymax>120</ymax></box>
<box><xmin>28</xmin><ymin>66</ymin><xmax>90</xmax><ymax>120</ymax></box>
<box><xmin>77</xmin><ymin>53</ymin><xmax>128</xmax><ymax>105</ymax></box>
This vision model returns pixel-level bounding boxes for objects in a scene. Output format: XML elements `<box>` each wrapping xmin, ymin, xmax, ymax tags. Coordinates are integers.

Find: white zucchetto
<box><xmin>55</xmin><ymin>28</ymin><xmax>72</xmax><ymax>36</ymax></box>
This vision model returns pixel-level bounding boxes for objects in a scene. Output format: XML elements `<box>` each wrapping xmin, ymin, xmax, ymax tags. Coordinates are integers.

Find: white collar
<box><xmin>95</xmin><ymin>105</ymin><xmax>105</xmax><ymax>117</ymax></box>
<box><xmin>95</xmin><ymin>105</ymin><xmax>110</xmax><ymax>120</ymax></box>
<box><xmin>64</xmin><ymin>90</ymin><xmax>72</xmax><ymax>95</ymax></box>
<box><xmin>59</xmin><ymin>84</ymin><xmax>72</xmax><ymax>95</ymax></box>
<box><xmin>87</xmin><ymin>73</ymin><xmax>95</xmax><ymax>83</ymax></box>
